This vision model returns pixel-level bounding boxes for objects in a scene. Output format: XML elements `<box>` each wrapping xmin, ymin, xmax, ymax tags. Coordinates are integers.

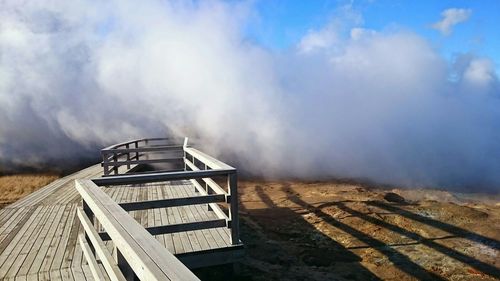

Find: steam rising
<box><xmin>1</xmin><ymin>1</ymin><xmax>499</xmax><ymax>190</ymax></box>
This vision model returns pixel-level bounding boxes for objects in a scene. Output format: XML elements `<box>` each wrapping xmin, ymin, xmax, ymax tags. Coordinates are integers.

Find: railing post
<box><xmin>115</xmin><ymin>247</ymin><xmax>137</xmax><ymax>281</ymax></box>
<box><xmin>134</xmin><ymin>141</ymin><xmax>139</xmax><ymax>160</ymax></box>
<box><xmin>183</xmin><ymin>152</ymin><xmax>187</xmax><ymax>172</ymax></box>
<box><xmin>126</xmin><ymin>144</ymin><xmax>131</xmax><ymax>169</ymax></box>
<box><xmin>102</xmin><ymin>151</ymin><xmax>109</xmax><ymax>176</ymax></box>
<box><xmin>228</xmin><ymin>172</ymin><xmax>239</xmax><ymax>245</ymax></box>
<box><xmin>83</xmin><ymin>200</ymin><xmax>96</xmax><ymax>255</ymax></box>
<box><xmin>204</xmin><ymin>163</ymin><xmax>211</xmax><ymax>211</ymax></box>
<box><xmin>113</xmin><ymin>153</ymin><xmax>118</xmax><ymax>175</ymax></box>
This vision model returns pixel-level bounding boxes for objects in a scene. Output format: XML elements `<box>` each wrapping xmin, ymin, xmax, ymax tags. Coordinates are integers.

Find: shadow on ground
<box><xmin>194</xmin><ymin>181</ymin><xmax>500</xmax><ymax>281</ymax></box>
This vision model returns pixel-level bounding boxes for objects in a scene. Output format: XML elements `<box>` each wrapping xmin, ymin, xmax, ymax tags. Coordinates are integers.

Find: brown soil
<box><xmin>205</xmin><ymin>181</ymin><xmax>500</xmax><ymax>281</ymax></box>
<box><xmin>0</xmin><ymin>174</ymin><xmax>59</xmax><ymax>208</ymax></box>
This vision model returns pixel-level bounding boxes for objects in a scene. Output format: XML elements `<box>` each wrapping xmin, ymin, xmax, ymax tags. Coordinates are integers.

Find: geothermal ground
<box><xmin>221</xmin><ymin>181</ymin><xmax>500</xmax><ymax>281</ymax></box>
<box><xmin>1</xmin><ymin>175</ymin><xmax>499</xmax><ymax>280</ymax></box>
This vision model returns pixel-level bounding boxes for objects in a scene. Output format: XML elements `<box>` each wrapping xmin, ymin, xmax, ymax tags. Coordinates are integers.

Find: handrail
<box><xmin>76</xmin><ymin>179</ymin><xmax>200</xmax><ymax>281</ymax></box>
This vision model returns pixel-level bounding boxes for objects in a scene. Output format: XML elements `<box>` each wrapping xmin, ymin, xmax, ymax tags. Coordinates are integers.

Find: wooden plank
<box><xmin>81</xmin><ymin>263</ymin><xmax>95</xmax><ymax>281</ymax></box>
<box><xmin>150</xmin><ymin>186</ymin><xmax>162</xmax><ymax>246</ymax></box>
<box><xmin>189</xmin><ymin>180</ymin><xmax>228</xmax><ymax>222</ymax></box>
<box><xmin>50</xmin><ymin>205</ymin><xmax>77</xmax><ymax>271</ymax></box>
<box><xmin>1</xmin><ymin>206</ymin><xmax>53</xmax><ymax>277</ymax></box>
<box><xmin>189</xmin><ymin>201</ymin><xmax>228</xmax><ymax>249</ymax></box>
<box><xmin>27</xmin><ymin>205</ymin><xmax>67</xmax><ymax>275</ymax></box>
<box><xmin>49</xmin><ymin>269</ymin><xmax>63</xmax><ymax>281</ymax></box>
<box><xmin>175</xmin><ymin>184</ymin><xmax>218</xmax><ymax>248</ymax></box>
<box><xmin>0</xmin><ymin>206</ymin><xmax>45</xmax><ymax>273</ymax></box>
<box><xmin>77</xmin><ymin>208</ymin><xmax>126</xmax><ymax>281</ymax></box>
<box><xmin>163</xmin><ymin>183</ymin><xmax>191</xmax><ymax>255</ymax></box>
<box><xmin>174</xmin><ymin>184</ymin><xmax>209</xmax><ymax>252</ymax></box>
<box><xmin>62</xmin><ymin>213</ymin><xmax>83</xmax><ymax>271</ymax></box>
<box><xmin>14</xmin><ymin>274</ymin><xmax>28</xmax><ymax>281</ymax></box>
<box><xmin>0</xmin><ymin>208</ymin><xmax>32</xmax><ymax>244</ymax></box>
<box><xmin>76</xmin><ymin>179</ymin><xmax>199</xmax><ymax>281</ymax></box>
<box><xmin>156</xmin><ymin>186</ymin><xmax>175</xmax><ymax>253</ymax></box>
<box><xmin>163</xmin><ymin>185</ymin><xmax>183</xmax><ymax>254</ymax></box>
<box><xmin>0</xmin><ymin>208</ymin><xmax>15</xmax><ymax>224</ymax></box>
<box><xmin>69</xmin><ymin>224</ymin><xmax>86</xmax><ymax>281</ymax></box>
<box><xmin>39</xmin><ymin>205</ymin><xmax>74</xmax><ymax>273</ymax></box>
<box><xmin>79</xmin><ymin>234</ymin><xmax>105</xmax><ymax>281</ymax></box>
<box><xmin>169</xmin><ymin>183</ymin><xmax>202</xmax><ymax>253</ymax></box>
<box><xmin>119</xmin><ymin>194</ymin><xmax>225</xmax><ymax>211</ymax></box>
<box><xmin>176</xmin><ymin>184</ymin><xmax>211</xmax><ymax>252</ymax></box>
<box><xmin>60</xmin><ymin>268</ymin><xmax>75</xmax><ymax>281</ymax></box>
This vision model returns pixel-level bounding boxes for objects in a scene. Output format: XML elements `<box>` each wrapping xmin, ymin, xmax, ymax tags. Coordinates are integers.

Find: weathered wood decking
<box><xmin>0</xmin><ymin>163</ymin><xmax>243</xmax><ymax>280</ymax></box>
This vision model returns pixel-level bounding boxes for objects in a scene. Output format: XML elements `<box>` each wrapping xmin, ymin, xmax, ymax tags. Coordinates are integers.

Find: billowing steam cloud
<box><xmin>1</xmin><ymin>1</ymin><xmax>499</xmax><ymax>190</ymax></box>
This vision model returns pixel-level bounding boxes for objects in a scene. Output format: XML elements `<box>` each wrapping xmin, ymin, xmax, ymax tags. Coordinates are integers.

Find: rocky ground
<box><xmin>197</xmin><ymin>181</ymin><xmax>500</xmax><ymax>281</ymax></box>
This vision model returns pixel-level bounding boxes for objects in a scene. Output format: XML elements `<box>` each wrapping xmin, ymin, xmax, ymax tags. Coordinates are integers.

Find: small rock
<box><xmin>384</xmin><ymin>192</ymin><xmax>406</xmax><ymax>203</ymax></box>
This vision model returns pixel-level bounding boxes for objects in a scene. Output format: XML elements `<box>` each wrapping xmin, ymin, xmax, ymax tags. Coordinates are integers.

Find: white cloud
<box><xmin>298</xmin><ymin>25</ymin><xmax>339</xmax><ymax>53</ymax></box>
<box><xmin>463</xmin><ymin>58</ymin><xmax>496</xmax><ymax>87</ymax></box>
<box><xmin>432</xmin><ymin>8</ymin><xmax>472</xmax><ymax>36</ymax></box>
<box><xmin>350</xmin><ymin>27</ymin><xmax>376</xmax><ymax>40</ymax></box>
<box><xmin>298</xmin><ymin>4</ymin><xmax>363</xmax><ymax>53</ymax></box>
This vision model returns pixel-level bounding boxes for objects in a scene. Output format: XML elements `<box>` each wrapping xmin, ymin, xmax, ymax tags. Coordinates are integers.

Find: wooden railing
<box><xmin>78</xmin><ymin>137</ymin><xmax>241</xmax><ymax>280</ymax></box>
<box><xmin>95</xmin><ymin>140</ymin><xmax>239</xmax><ymax>244</ymax></box>
<box><xmin>101</xmin><ymin>138</ymin><xmax>184</xmax><ymax>176</ymax></box>
<box><xmin>76</xmin><ymin>180</ymin><xmax>200</xmax><ymax>281</ymax></box>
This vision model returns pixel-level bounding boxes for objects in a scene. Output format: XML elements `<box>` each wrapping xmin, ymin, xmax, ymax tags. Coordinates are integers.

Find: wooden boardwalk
<box><xmin>0</xmin><ymin>165</ymin><xmax>103</xmax><ymax>280</ymax></box>
<box><xmin>0</xmin><ymin>164</ymin><xmax>243</xmax><ymax>280</ymax></box>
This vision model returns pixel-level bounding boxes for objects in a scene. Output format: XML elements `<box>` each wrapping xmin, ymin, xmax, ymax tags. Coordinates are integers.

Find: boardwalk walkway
<box><xmin>0</xmin><ymin>163</ymin><xmax>243</xmax><ymax>280</ymax></box>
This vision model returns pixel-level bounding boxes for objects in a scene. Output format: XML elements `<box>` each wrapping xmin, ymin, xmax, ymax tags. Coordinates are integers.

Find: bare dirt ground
<box><xmin>0</xmin><ymin>174</ymin><xmax>59</xmax><ymax>208</ymax></box>
<box><xmin>202</xmin><ymin>181</ymin><xmax>500</xmax><ymax>281</ymax></box>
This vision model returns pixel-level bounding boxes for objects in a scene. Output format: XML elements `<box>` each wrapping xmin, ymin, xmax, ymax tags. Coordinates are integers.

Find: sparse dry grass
<box><xmin>0</xmin><ymin>174</ymin><xmax>59</xmax><ymax>208</ymax></box>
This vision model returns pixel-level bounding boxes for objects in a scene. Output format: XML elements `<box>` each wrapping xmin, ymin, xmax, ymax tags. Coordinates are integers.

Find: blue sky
<box><xmin>244</xmin><ymin>0</ymin><xmax>500</xmax><ymax>73</ymax></box>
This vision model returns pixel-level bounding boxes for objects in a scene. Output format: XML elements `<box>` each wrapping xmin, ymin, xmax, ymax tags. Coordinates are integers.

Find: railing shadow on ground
<box><xmin>332</xmin><ymin>201</ymin><xmax>500</xmax><ymax>279</ymax></box>
<box><xmin>366</xmin><ymin>200</ymin><xmax>500</xmax><ymax>250</ymax></box>
<box><xmin>238</xmin><ymin>185</ymin><xmax>382</xmax><ymax>281</ymax></box>
<box><xmin>277</xmin><ymin>183</ymin><xmax>500</xmax><ymax>280</ymax></box>
<box><xmin>278</xmin><ymin>184</ymin><xmax>447</xmax><ymax>281</ymax></box>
